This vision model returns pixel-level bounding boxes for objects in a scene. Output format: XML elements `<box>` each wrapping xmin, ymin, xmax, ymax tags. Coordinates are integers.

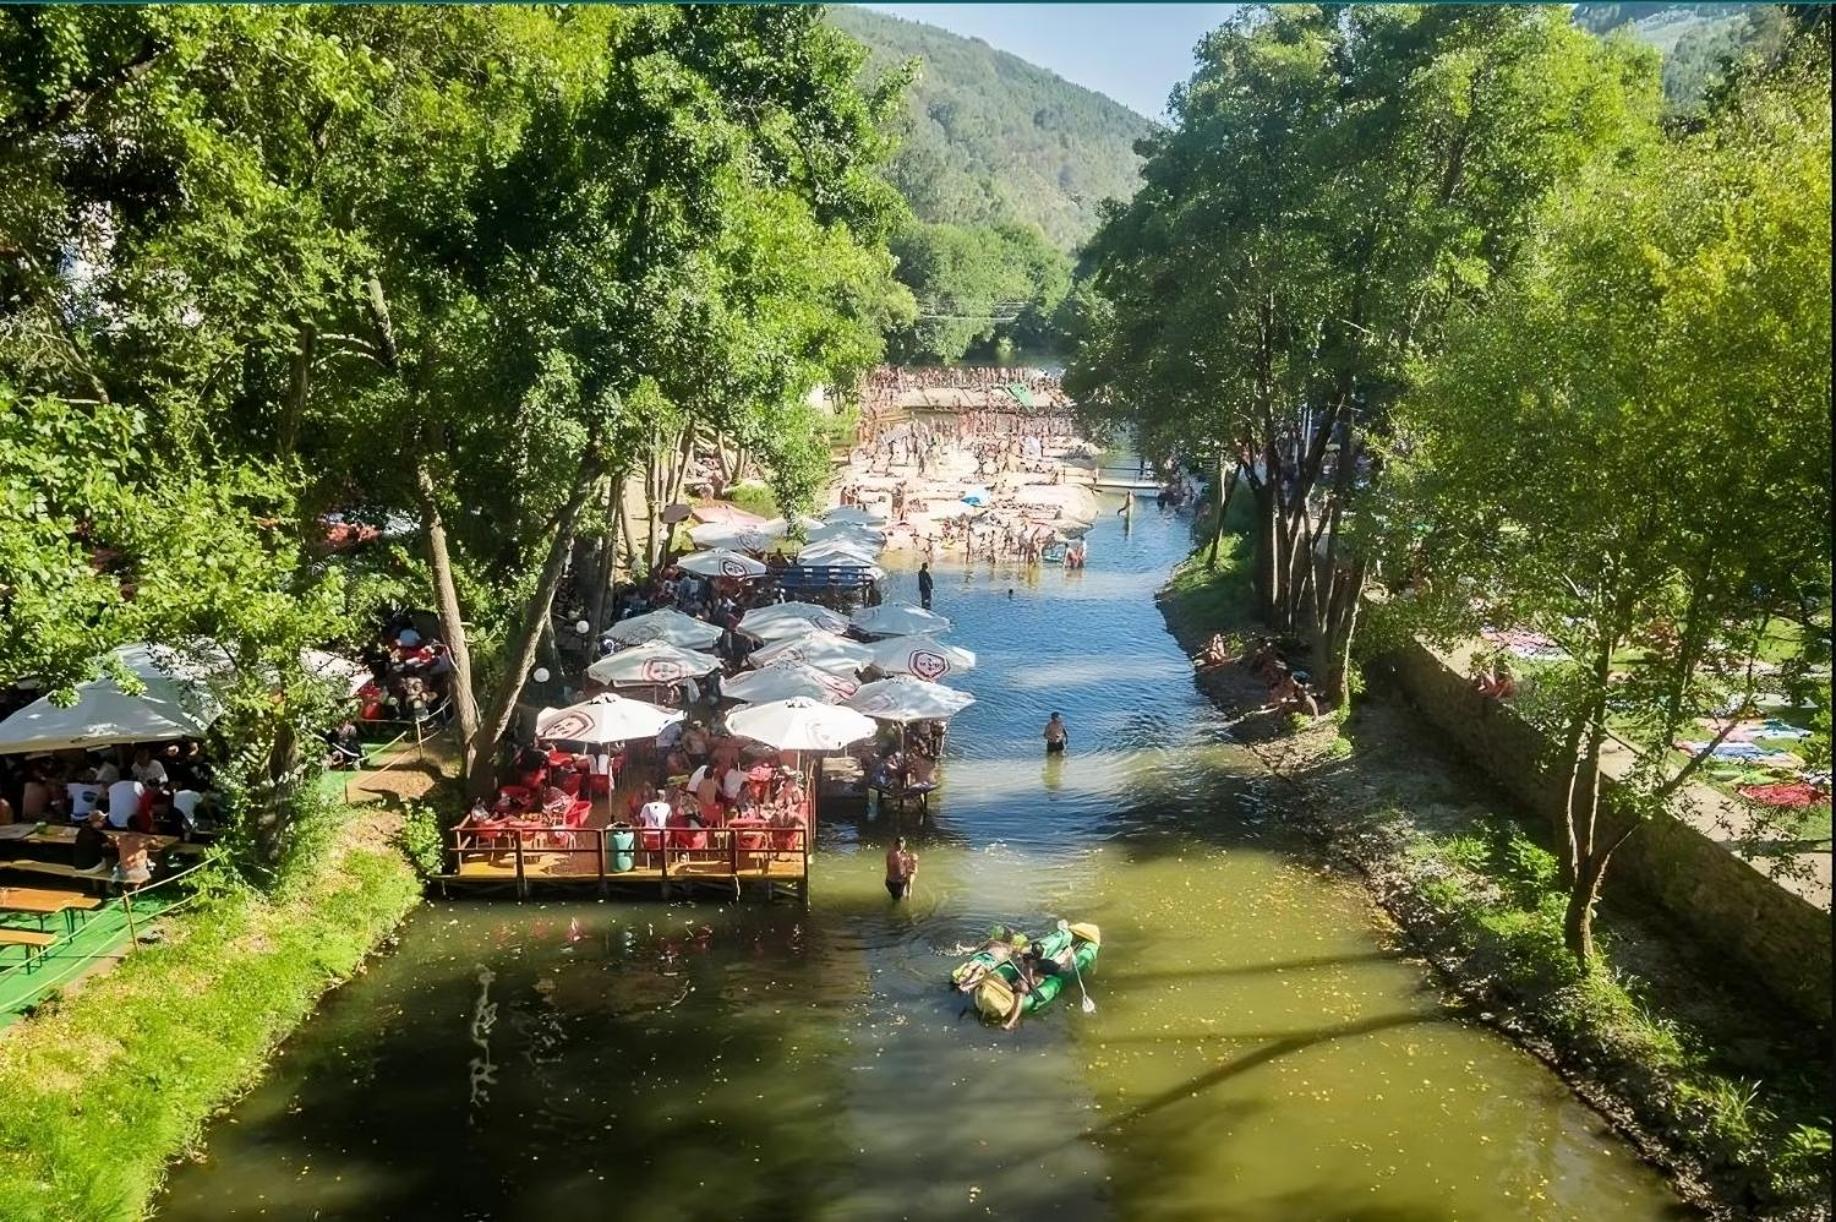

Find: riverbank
<box><xmin>1158</xmin><ymin>547</ymin><xmax>1833</xmax><ymax>1220</ymax></box>
<box><xmin>0</xmin><ymin>806</ymin><xmax>422</xmax><ymax>1221</ymax></box>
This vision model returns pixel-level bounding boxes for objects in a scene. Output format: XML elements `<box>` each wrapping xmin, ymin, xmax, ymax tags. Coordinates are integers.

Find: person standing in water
<box><xmin>1043</xmin><ymin>712</ymin><xmax>1069</xmax><ymax>754</ymax></box>
<box><xmin>918</xmin><ymin>562</ymin><xmax>934</xmax><ymax>610</ymax></box>
<box><xmin>885</xmin><ymin>836</ymin><xmax>918</xmax><ymax>900</ymax></box>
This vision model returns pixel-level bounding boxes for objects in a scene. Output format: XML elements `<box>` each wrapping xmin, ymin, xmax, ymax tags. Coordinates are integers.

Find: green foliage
<box><xmin>887</xmin><ymin>219</ymin><xmax>1073</xmax><ymax>361</ymax></box>
<box><xmin>394</xmin><ymin>802</ymin><xmax>447</xmax><ymax>880</ymax></box>
<box><xmin>828</xmin><ymin>6</ymin><xmax>1154</xmax><ymax>250</ymax></box>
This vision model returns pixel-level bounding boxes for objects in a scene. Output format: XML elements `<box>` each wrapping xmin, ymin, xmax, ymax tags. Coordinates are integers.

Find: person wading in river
<box><xmin>885</xmin><ymin>836</ymin><xmax>917</xmax><ymax>901</ymax></box>
<box><xmin>1043</xmin><ymin>712</ymin><xmax>1068</xmax><ymax>754</ymax></box>
<box><xmin>918</xmin><ymin>562</ymin><xmax>934</xmax><ymax>610</ymax></box>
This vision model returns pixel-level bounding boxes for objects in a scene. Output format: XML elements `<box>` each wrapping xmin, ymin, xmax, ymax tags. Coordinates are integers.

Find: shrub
<box><xmin>394</xmin><ymin>802</ymin><xmax>447</xmax><ymax>879</ymax></box>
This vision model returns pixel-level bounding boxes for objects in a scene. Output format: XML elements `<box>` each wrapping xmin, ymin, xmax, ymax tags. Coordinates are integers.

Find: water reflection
<box><xmin>156</xmin><ymin>498</ymin><xmax>1681</xmax><ymax>1221</ymax></box>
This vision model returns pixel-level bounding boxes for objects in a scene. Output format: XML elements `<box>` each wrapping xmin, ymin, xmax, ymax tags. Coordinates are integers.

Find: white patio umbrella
<box><xmin>687</xmin><ymin>521</ymin><xmax>783</xmax><ymax>553</ymax></box>
<box><xmin>677</xmin><ymin>548</ymin><xmax>768</xmax><ymax>579</ymax></box>
<box><xmin>586</xmin><ymin>641</ymin><xmax>722</xmax><ymax>687</ymax></box>
<box><xmin>846</xmin><ymin>675</ymin><xmax>977</xmax><ymax>723</ymax></box>
<box><xmin>302</xmin><ymin>648</ymin><xmax>372</xmax><ymax>696</ymax></box>
<box><xmin>849</xmin><ymin>603</ymin><xmax>952</xmax><ymax>639</ymax></box>
<box><xmin>739</xmin><ymin>601</ymin><xmax>851</xmax><ymax>641</ymax></box>
<box><xmin>863</xmin><ymin>635</ymin><xmax>977</xmax><ymax>681</ymax></box>
<box><xmin>820</xmin><ymin>505</ymin><xmax>888</xmax><ymax>526</ymax></box>
<box><xmin>726</xmin><ymin>697</ymin><xmax>878</xmax><ymax>752</ymax></box>
<box><xmin>535</xmin><ymin>693</ymin><xmax>681</xmax><ymax>744</ymax></box>
<box><xmin>804</xmin><ymin>521</ymin><xmax>887</xmax><ymax>547</ymax></box>
<box><xmin>0</xmin><ymin>642</ymin><xmax>228</xmax><ymax>754</ymax></box>
<box><xmin>797</xmin><ymin>538</ymin><xmax>880</xmax><ymax>567</ymax></box>
<box><xmin>605</xmin><ymin>607</ymin><xmax>723</xmax><ymax>649</ymax></box>
<box><xmin>721</xmin><ymin>663</ymin><xmax>859</xmax><ymax>705</ymax></box>
<box><xmin>746</xmin><ymin>631</ymin><xmax>875</xmax><ymax>673</ymax></box>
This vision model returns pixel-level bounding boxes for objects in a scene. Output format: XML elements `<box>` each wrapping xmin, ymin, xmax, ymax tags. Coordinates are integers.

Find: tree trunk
<box><xmin>466</xmin><ymin>472</ymin><xmax>598</xmax><ymax>799</ymax></box>
<box><xmin>1562</xmin><ymin>849</ymin><xmax>1610</xmax><ymax>965</ymax></box>
<box><xmin>1562</xmin><ymin>636</ymin><xmax>1615</xmax><ymax>966</ymax></box>
<box><xmin>588</xmin><ymin>474</ymin><xmax>621</xmax><ymax>636</ymax></box>
<box><xmin>415</xmin><ymin>458</ymin><xmax>483</xmax><ymax>784</ymax></box>
<box><xmin>1252</xmin><ymin>482</ymin><xmax>1280</xmax><ymax>626</ymax></box>
<box><xmin>279</xmin><ymin>321</ymin><xmax>316</xmax><ymax>459</ymax></box>
<box><xmin>1205</xmin><ymin>456</ymin><xmax>1237</xmax><ymax>571</ymax></box>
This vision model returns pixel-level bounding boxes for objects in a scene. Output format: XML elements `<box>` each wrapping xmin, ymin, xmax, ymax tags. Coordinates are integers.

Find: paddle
<box><xmin>1056</xmin><ymin>919</ymin><xmax>1097</xmax><ymax>1014</ymax></box>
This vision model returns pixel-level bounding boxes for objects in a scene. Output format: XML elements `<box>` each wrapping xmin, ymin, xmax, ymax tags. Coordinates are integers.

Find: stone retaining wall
<box><xmin>1379</xmin><ymin>637</ymin><xmax>1832</xmax><ymax>1024</ymax></box>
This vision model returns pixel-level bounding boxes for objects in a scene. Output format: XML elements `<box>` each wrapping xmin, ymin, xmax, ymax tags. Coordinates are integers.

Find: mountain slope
<box><xmin>1573</xmin><ymin>3</ymin><xmax>1795</xmax><ymax>111</ymax></box>
<box><xmin>830</xmin><ymin>6</ymin><xmax>1155</xmax><ymax>251</ymax></box>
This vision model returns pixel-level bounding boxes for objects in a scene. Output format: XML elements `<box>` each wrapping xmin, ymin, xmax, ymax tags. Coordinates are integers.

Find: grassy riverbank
<box><xmin>1159</xmin><ymin>549</ymin><xmax>1834</xmax><ymax>1219</ymax></box>
<box><xmin>0</xmin><ymin>807</ymin><xmax>422</xmax><ymax>1221</ymax></box>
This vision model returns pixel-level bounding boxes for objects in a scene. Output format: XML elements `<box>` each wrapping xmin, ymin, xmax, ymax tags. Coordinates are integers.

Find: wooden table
<box><xmin>16</xmin><ymin>826</ymin><xmax>180</xmax><ymax>853</ymax></box>
<box><xmin>0</xmin><ymin>885</ymin><xmax>103</xmax><ymax>933</ymax></box>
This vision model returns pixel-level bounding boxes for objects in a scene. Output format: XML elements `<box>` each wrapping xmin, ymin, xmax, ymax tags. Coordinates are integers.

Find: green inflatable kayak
<box><xmin>950</xmin><ymin>922</ymin><xmax>1100</xmax><ymax>1026</ymax></box>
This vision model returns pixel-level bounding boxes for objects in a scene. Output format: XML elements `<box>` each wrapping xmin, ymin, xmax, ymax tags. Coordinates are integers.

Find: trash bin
<box><xmin>609</xmin><ymin>823</ymin><xmax>636</xmax><ymax>873</ymax></box>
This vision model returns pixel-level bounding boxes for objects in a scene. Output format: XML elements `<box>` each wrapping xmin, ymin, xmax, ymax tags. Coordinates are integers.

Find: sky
<box><xmin>860</xmin><ymin>4</ymin><xmax>1236</xmax><ymax>121</ymax></box>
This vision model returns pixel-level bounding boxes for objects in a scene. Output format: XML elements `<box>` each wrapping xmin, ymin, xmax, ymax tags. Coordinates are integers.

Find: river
<box><xmin>157</xmin><ymin>498</ymin><xmax>1683</xmax><ymax>1220</ymax></box>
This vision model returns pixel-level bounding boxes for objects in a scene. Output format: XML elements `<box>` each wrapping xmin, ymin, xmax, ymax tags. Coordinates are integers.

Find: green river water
<box><xmin>156</xmin><ymin>500</ymin><xmax>1684</xmax><ymax>1221</ymax></box>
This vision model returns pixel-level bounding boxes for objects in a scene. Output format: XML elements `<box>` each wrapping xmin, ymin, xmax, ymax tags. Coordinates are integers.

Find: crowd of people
<box><xmin>0</xmin><ymin>743</ymin><xmax>216</xmax><ymax>838</ymax></box>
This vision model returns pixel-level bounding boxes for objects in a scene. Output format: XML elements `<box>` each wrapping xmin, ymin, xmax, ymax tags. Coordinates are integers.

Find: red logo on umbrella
<box><xmin>909</xmin><ymin>649</ymin><xmax>949</xmax><ymax>681</ymax></box>
<box><xmin>642</xmin><ymin>660</ymin><xmax>685</xmax><ymax>683</ymax></box>
<box><xmin>720</xmin><ymin>559</ymin><xmax>747</xmax><ymax>577</ymax></box>
<box><xmin>544</xmin><ymin>712</ymin><xmax>592</xmax><ymax>740</ymax></box>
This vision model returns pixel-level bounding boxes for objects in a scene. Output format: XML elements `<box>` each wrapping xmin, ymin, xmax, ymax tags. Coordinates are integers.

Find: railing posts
<box><xmin>513</xmin><ymin>833</ymin><xmax>528</xmax><ymax>900</ymax></box>
<box><xmin>659</xmin><ymin>834</ymin><xmax>670</xmax><ymax>899</ymax></box>
<box><xmin>595</xmin><ymin>827</ymin><xmax>607</xmax><ymax>888</ymax></box>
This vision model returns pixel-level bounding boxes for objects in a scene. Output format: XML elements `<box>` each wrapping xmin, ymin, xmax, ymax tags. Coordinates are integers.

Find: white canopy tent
<box><xmin>0</xmin><ymin>643</ymin><xmax>226</xmax><ymax>754</ymax></box>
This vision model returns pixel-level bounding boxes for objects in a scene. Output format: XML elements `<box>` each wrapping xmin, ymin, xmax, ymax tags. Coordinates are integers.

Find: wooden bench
<box><xmin>0</xmin><ymin>928</ymin><xmax>58</xmax><ymax>967</ymax></box>
<box><xmin>0</xmin><ymin>861</ymin><xmax>111</xmax><ymax>894</ymax></box>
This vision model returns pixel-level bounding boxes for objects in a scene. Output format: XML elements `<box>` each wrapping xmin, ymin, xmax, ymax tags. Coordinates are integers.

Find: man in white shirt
<box><xmin>105</xmin><ymin>777</ymin><xmax>146</xmax><ymax>829</ymax></box>
<box><xmin>93</xmin><ymin>756</ymin><xmax>121</xmax><ymax>785</ymax></box>
<box><xmin>66</xmin><ymin>778</ymin><xmax>103</xmax><ymax>821</ymax></box>
<box><xmin>171</xmin><ymin>789</ymin><xmax>204</xmax><ymax>832</ymax></box>
<box><xmin>720</xmin><ymin>763</ymin><xmax>747</xmax><ymax>805</ymax></box>
<box><xmin>131</xmin><ymin>748</ymin><xmax>169</xmax><ymax>787</ymax></box>
<box><xmin>637</xmin><ymin>788</ymin><xmax>672</xmax><ymax>866</ymax></box>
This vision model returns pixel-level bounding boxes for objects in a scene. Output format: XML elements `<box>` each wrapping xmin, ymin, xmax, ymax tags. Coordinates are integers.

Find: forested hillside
<box><xmin>829</xmin><ymin>6</ymin><xmax>1153</xmax><ymax>251</ymax></box>
<box><xmin>1574</xmin><ymin>3</ymin><xmax>1797</xmax><ymax>112</ymax></box>
<box><xmin>829</xmin><ymin>7</ymin><xmax>1153</xmax><ymax>363</ymax></box>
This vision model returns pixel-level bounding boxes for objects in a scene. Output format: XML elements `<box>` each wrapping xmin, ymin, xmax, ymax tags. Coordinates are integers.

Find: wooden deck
<box><xmin>437</xmin><ymin>824</ymin><xmax>810</xmax><ymax>903</ymax></box>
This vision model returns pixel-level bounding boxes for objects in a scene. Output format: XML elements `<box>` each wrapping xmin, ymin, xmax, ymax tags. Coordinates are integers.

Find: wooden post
<box><xmin>659</xmin><ymin>833</ymin><xmax>670</xmax><ymax>899</ymax></box>
<box><xmin>513</xmin><ymin>833</ymin><xmax>528</xmax><ymax>900</ymax></box>
<box><xmin>595</xmin><ymin>827</ymin><xmax>607</xmax><ymax>883</ymax></box>
<box><xmin>120</xmin><ymin>891</ymin><xmax>138</xmax><ymax>950</ymax></box>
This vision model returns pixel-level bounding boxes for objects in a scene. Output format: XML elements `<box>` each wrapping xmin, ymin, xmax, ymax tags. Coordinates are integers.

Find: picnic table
<box><xmin>15</xmin><ymin>826</ymin><xmax>180</xmax><ymax>853</ymax></box>
<box><xmin>0</xmin><ymin>885</ymin><xmax>103</xmax><ymax>934</ymax></box>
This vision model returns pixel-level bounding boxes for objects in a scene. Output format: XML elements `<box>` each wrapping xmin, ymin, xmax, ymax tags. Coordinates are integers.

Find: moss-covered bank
<box><xmin>1159</xmin><ymin>547</ymin><xmax>1833</xmax><ymax>1220</ymax></box>
<box><xmin>0</xmin><ymin>809</ymin><xmax>422</xmax><ymax>1221</ymax></box>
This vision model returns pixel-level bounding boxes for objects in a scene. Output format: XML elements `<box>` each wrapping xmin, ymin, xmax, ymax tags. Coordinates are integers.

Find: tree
<box><xmin>1389</xmin><ymin>26</ymin><xmax>1831</xmax><ymax>964</ymax></box>
<box><xmin>1068</xmin><ymin>4</ymin><xmax>1661</xmax><ymax>705</ymax></box>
